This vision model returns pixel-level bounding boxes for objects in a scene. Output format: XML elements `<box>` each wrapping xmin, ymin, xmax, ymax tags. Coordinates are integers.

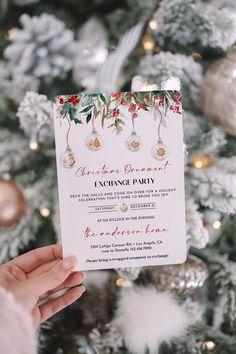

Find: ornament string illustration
<box><xmin>66</xmin><ymin>117</ymin><xmax>72</xmax><ymax>148</ymax></box>
<box><xmin>86</xmin><ymin>112</ymin><xmax>103</xmax><ymax>151</ymax></box>
<box><xmin>126</xmin><ymin>114</ymin><xmax>142</xmax><ymax>152</ymax></box>
<box><xmin>151</xmin><ymin>104</ymin><xmax>168</xmax><ymax>161</ymax></box>
<box><xmin>60</xmin><ymin>115</ymin><xmax>78</xmax><ymax>169</ymax></box>
<box><xmin>157</xmin><ymin>106</ymin><xmax>163</xmax><ymax>143</ymax></box>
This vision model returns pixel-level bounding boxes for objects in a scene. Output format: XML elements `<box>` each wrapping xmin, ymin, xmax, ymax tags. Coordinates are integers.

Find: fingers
<box><xmin>9</xmin><ymin>244</ymin><xmax>62</xmax><ymax>273</ymax></box>
<box><xmin>25</xmin><ymin>255</ymin><xmax>77</xmax><ymax>297</ymax></box>
<box><xmin>39</xmin><ymin>271</ymin><xmax>86</xmax><ymax>300</ymax></box>
<box><xmin>38</xmin><ymin>285</ymin><xmax>86</xmax><ymax>323</ymax></box>
<box><xmin>28</xmin><ymin>259</ymin><xmax>59</xmax><ymax>278</ymax></box>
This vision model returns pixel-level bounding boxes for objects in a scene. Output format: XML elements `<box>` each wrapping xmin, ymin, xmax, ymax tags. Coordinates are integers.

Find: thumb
<box><xmin>26</xmin><ymin>255</ymin><xmax>77</xmax><ymax>297</ymax></box>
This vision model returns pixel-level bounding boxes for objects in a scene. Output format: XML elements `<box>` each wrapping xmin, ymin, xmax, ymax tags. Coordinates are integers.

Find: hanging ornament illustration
<box><xmin>86</xmin><ymin>128</ymin><xmax>103</xmax><ymax>151</ymax></box>
<box><xmin>151</xmin><ymin>107</ymin><xmax>168</xmax><ymax>161</ymax></box>
<box><xmin>86</xmin><ymin>115</ymin><xmax>103</xmax><ymax>151</ymax></box>
<box><xmin>151</xmin><ymin>139</ymin><xmax>168</xmax><ymax>161</ymax></box>
<box><xmin>126</xmin><ymin>114</ymin><xmax>142</xmax><ymax>152</ymax></box>
<box><xmin>60</xmin><ymin>118</ymin><xmax>78</xmax><ymax>169</ymax></box>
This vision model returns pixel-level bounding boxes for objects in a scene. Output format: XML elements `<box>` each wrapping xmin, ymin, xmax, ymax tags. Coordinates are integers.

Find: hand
<box><xmin>0</xmin><ymin>244</ymin><xmax>86</xmax><ymax>326</ymax></box>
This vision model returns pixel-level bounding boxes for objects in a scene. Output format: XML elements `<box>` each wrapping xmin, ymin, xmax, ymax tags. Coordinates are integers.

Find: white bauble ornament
<box><xmin>125</xmin><ymin>131</ymin><xmax>142</xmax><ymax>152</ymax></box>
<box><xmin>86</xmin><ymin>128</ymin><xmax>103</xmax><ymax>151</ymax></box>
<box><xmin>201</xmin><ymin>51</ymin><xmax>236</xmax><ymax>137</ymax></box>
<box><xmin>151</xmin><ymin>140</ymin><xmax>168</xmax><ymax>161</ymax></box>
<box><xmin>60</xmin><ymin>147</ymin><xmax>78</xmax><ymax>169</ymax></box>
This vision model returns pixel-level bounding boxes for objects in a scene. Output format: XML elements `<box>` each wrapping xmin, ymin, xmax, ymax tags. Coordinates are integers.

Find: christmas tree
<box><xmin>1</xmin><ymin>0</ymin><xmax>236</xmax><ymax>353</ymax></box>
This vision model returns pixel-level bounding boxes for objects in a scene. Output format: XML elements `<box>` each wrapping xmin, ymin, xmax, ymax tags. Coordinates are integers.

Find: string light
<box><xmin>201</xmin><ymin>340</ymin><xmax>216</xmax><ymax>352</ymax></box>
<box><xmin>192</xmin><ymin>52</ymin><xmax>202</xmax><ymax>60</ymax></box>
<box><xmin>213</xmin><ymin>220</ymin><xmax>221</xmax><ymax>230</ymax></box>
<box><xmin>142</xmin><ymin>35</ymin><xmax>156</xmax><ymax>52</ymax></box>
<box><xmin>190</xmin><ymin>155</ymin><xmax>214</xmax><ymax>169</ymax></box>
<box><xmin>149</xmin><ymin>20</ymin><xmax>159</xmax><ymax>31</ymax></box>
<box><xmin>29</xmin><ymin>140</ymin><xmax>39</xmax><ymax>151</ymax></box>
<box><xmin>116</xmin><ymin>278</ymin><xmax>125</xmax><ymax>287</ymax></box>
<box><xmin>40</xmin><ymin>207</ymin><xmax>51</xmax><ymax>218</ymax></box>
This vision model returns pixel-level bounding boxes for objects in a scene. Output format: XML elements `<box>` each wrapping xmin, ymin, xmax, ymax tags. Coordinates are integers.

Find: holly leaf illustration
<box><xmin>99</xmin><ymin>94</ymin><xmax>106</xmax><ymax>104</ymax></box>
<box><xmin>74</xmin><ymin>118</ymin><xmax>83</xmax><ymax>124</ymax></box>
<box><xmin>80</xmin><ymin>105</ymin><xmax>93</xmax><ymax>113</ymax></box>
<box><xmin>86</xmin><ymin>113</ymin><xmax>92</xmax><ymax>123</ymax></box>
<box><xmin>61</xmin><ymin>102</ymin><xmax>70</xmax><ymax>116</ymax></box>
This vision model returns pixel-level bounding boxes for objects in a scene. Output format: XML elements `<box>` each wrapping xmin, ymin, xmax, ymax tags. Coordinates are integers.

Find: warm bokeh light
<box><xmin>29</xmin><ymin>140</ymin><xmax>39</xmax><ymax>151</ymax></box>
<box><xmin>190</xmin><ymin>155</ymin><xmax>214</xmax><ymax>169</ymax></box>
<box><xmin>213</xmin><ymin>220</ymin><xmax>221</xmax><ymax>230</ymax></box>
<box><xmin>40</xmin><ymin>207</ymin><xmax>51</xmax><ymax>218</ymax></box>
<box><xmin>116</xmin><ymin>278</ymin><xmax>125</xmax><ymax>287</ymax></box>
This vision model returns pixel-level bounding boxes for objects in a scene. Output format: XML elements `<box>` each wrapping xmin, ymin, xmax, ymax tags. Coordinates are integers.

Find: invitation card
<box><xmin>53</xmin><ymin>91</ymin><xmax>186</xmax><ymax>271</ymax></box>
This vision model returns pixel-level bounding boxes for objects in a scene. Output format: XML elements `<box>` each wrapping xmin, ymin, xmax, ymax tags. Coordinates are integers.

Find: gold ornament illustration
<box><xmin>60</xmin><ymin>117</ymin><xmax>78</xmax><ymax>169</ymax></box>
<box><xmin>126</xmin><ymin>130</ymin><xmax>142</xmax><ymax>152</ymax></box>
<box><xmin>60</xmin><ymin>147</ymin><xmax>78</xmax><ymax>169</ymax></box>
<box><xmin>120</xmin><ymin>203</ymin><xmax>128</xmax><ymax>212</ymax></box>
<box><xmin>151</xmin><ymin>139</ymin><xmax>168</xmax><ymax>161</ymax></box>
<box><xmin>86</xmin><ymin>128</ymin><xmax>103</xmax><ymax>151</ymax></box>
<box><xmin>151</xmin><ymin>104</ymin><xmax>168</xmax><ymax>161</ymax></box>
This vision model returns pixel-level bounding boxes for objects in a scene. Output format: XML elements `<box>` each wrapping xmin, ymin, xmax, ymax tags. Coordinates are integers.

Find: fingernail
<box><xmin>82</xmin><ymin>272</ymin><xmax>87</xmax><ymax>280</ymax></box>
<box><xmin>81</xmin><ymin>285</ymin><xmax>86</xmax><ymax>293</ymax></box>
<box><xmin>62</xmin><ymin>255</ymin><xmax>77</xmax><ymax>269</ymax></box>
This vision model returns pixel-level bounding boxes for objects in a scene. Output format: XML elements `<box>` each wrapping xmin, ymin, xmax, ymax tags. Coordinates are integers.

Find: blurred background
<box><xmin>0</xmin><ymin>0</ymin><xmax>236</xmax><ymax>353</ymax></box>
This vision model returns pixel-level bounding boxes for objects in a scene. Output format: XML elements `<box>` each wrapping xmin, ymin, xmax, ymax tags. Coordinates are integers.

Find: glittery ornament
<box><xmin>201</xmin><ymin>51</ymin><xmax>236</xmax><ymax>137</ymax></box>
<box><xmin>151</xmin><ymin>140</ymin><xmax>168</xmax><ymax>161</ymax></box>
<box><xmin>60</xmin><ymin>147</ymin><xmax>78</xmax><ymax>169</ymax></box>
<box><xmin>0</xmin><ymin>179</ymin><xmax>26</xmax><ymax>227</ymax></box>
<box><xmin>126</xmin><ymin>131</ymin><xmax>142</xmax><ymax>152</ymax></box>
<box><xmin>86</xmin><ymin>129</ymin><xmax>102</xmax><ymax>151</ymax></box>
<box><xmin>151</xmin><ymin>255</ymin><xmax>208</xmax><ymax>294</ymax></box>
<box><xmin>116</xmin><ymin>267</ymin><xmax>142</xmax><ymax>287</ymax></box>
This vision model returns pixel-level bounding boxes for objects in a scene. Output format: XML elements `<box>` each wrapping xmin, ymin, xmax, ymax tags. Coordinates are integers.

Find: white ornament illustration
<box><xmin>151</xmin><ymin>104</ymin><xmax>168</xmax><ymax>161</ymax></box>
<box><xmin>151</xmin><ymin>139</ymin><xmax>168</xmax><ymax>161</ymax></box>
<box><xmin>126</xmin><ymin>130</ymin><xmax>142</xmax><ymax>152</ymax></box>
<box><xmin>60</xmin><ymin>146</ymin><xmax>78</xmax><ymax>169</ymax></box>
<box><xmin>86</xmin><ymin>128</ymin><xmax>103</xmax><ymax>151</ymax></box>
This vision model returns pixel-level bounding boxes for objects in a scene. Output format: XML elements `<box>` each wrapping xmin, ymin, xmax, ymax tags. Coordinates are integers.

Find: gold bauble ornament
<box><xmin>151</xmin><ymin>255</ymin><xmax>208</xmax><ymax>295</ymax></box>
<box><xmin>201</xmin><ymin>51</ymin><xmax>236</xmax><ymax>137</ymax></box>
<box><xmin>0</xmin><ymin>180</ymin><xmax>26</xmax><ymax>227</ymax></box>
